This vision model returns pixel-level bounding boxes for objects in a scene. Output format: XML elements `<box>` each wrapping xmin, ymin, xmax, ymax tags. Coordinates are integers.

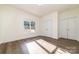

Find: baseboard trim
<box><xmin>59</xmin><ymin>37</ymin><xmax>78</xmax><ymax>42</ymax></box>
<box><xmin>0</xmin><ymin>36</ymin><xmax>39</xmax><ymax>44</ymax></box>
<box><xmin>0</xmin><ymin>36</ymin><xmax>59</xmax><ymax>45</ymax></box>
<box><xmin>39</xmin><ymin>35</ymin><xmax>58</xmax><ymax>40</ymax></box>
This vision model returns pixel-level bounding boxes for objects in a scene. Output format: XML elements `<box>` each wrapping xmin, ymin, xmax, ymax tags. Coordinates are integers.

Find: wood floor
<box><xmin>0</xmin><ymin>36</ymin><xmax>79</xmax><ymax>54</ymax></box>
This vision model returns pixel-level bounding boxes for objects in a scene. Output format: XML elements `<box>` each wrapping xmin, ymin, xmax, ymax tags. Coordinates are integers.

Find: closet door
<box><xmin>60</xmin><ymin>16</ymin><xmax>78</xmax><ymax>40</ymax></box>
<box><xmin>42</xmin><ymin>19</ymin><xmax>52</xmax><ymax>37</ymax></box>
<box><xmin>43</xmin><ymin>19</ymin><xmax>52</xmax><ymax>37</ymax></box>
<box><xmin>67</xmin><ymin>18</ymin><xmax>76</xmax><ymax>40</ymax></box>
<box><xmin>68</xmin><ymin>17</ymin><xmax>79</xmax><ymax>40</ymax></box>
<box><xmin>59</xmin><ymin>19</ymin><xmax>68</xmax><ymax>38</ymax></box>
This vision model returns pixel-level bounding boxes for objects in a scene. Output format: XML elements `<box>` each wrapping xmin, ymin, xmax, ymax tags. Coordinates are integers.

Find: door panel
<box><xmin>44</xmin><ymin>19</ymin><xmax>52</xmax><ymax>37</ymax></box>
<box><xmin>60</xmin><ymin>19</ymin><xmax>68</xmax><ymax>38</ymax></box>
<box><xmin>68</xmin><ymin>18</ymin><xmax>76</xmax><ymax>39</ymax></box>
<box><xmin>60</xmin><ymin>16</ymin><xmax>79</xmax><ymax>40</ymax></box>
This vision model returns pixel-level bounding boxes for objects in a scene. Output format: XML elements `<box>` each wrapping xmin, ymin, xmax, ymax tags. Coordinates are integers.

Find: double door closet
<box><xmin>59</xmin><ymin>16</ymin><xmax>79</xmax><ymax>41</ymax></box>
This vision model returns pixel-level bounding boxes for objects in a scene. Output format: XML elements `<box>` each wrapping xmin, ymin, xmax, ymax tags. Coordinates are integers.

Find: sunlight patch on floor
<box><xmin>55</xmin><ymin>48</ymin><xmax>71</xmax><ymax>54</ymax></box>
<box><xmin>26</xmin><ymin>41</ymin><xmax>48</xmax><ymax>54</ymax></box>
<box><xmin>26</xmin><ymin>39</ymin><xmax>70</xmax><ymax>54</ymax></box>
<box><xmin>36</xmin><ymin>39</ymin><xmax>56</xmax><ymax>53</ymax></box>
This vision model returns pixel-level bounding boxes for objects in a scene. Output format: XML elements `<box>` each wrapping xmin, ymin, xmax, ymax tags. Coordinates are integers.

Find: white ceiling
<box><xmin>10</xmin><ymin>4</ymin><xmax>79</xmax><ymax>17</ymax></box>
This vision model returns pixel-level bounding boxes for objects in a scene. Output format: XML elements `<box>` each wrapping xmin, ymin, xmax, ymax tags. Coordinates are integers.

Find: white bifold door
<box><xmin>59</xmin><ymin>16</ymin><xmax>79</xmax><ymax>41</ymax></box>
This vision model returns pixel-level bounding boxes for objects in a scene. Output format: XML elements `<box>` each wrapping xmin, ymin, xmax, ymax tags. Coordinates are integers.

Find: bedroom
<box><xmin>0</xmin><ymin>4</ymin><xmax>79</xmax><ymax>54</ymax></box>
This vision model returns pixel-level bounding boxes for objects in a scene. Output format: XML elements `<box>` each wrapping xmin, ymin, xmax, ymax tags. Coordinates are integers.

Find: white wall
<box><xmin>1</xmin><ymin>5</ymin><xmax>79</xmax><ymax>44</ymax></box>
<box><xmin>59</xmin><ymin>8</ymin><xmax>79</xmax><ymax>41</ymax></box>
<box><xmin>0</xmin><ymin>10</ymin><xmax>1</xmax><ymax>40</ymax></box>
<box><xmin>40</xmin><ymin>12</ymin><xmax>58</xmax><ymax>39</ymax></box>
<box><xmin>0</xmin><ymin>5</ymin><xmax>39</xmax><ymax>44</ymax></box>
<box><xmin>0</xmin><ymin>6</ymin><xmax>3</xmax><ymax>42</ymax></box>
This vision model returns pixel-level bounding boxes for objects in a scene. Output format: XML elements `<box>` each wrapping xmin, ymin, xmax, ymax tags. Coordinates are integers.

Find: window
<box><xmin>31</xmin><ymin>21</ymin><xmax>35</xmax><ymax>30</ymax></box>
<box><xmin>24</xmin><ymin>20</ymin><xmax>35</xmax><ymax>32</ymax></box>
<box><xmin>24</xmin><ymin>21</ymin><xmax>30</xmax><ymax>29</ymax></box>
